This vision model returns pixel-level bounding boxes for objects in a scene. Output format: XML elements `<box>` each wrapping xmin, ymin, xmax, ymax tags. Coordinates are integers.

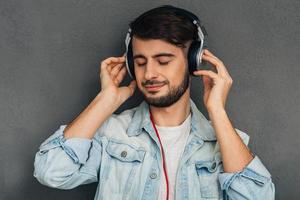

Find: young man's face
<box><xmin>132</xmin><ymin>36</ymin><xmax>191</xmax><ymax>107</ymax></box>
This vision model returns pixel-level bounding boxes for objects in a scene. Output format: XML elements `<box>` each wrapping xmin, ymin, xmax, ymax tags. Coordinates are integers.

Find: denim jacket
<box><xmin>33</xmin><ymin>98</ymin><xmax>275</xmax><ymax>200</ymax></box>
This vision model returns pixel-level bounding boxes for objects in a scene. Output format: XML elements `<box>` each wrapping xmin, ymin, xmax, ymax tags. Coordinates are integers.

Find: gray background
<box><xmin>0</xmin><ymin>0</ymin><xmax>299</xmax><ymax>199</ymax></box>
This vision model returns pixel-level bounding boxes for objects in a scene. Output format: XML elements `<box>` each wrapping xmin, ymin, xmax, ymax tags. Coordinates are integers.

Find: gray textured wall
<box><xmin>1</xmin><ymin>0</ymin><xmax>299</xmax><ymax>199</ymax></box>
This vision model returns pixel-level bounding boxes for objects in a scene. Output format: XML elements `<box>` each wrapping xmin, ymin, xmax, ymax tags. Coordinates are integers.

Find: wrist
<box><xmin>207</xmin><ymin>106</ymin><xmax>226</xmax><ymax>115</ymax></box>
<box><xmin>94</xmin><ymin>91</ymin><xmax>120</xmax><ymax>113</ymax></box>
<box><xmin>207</xmin><ymin>107</ymin><xmax>227</xmax><ymax>121</ymax></box>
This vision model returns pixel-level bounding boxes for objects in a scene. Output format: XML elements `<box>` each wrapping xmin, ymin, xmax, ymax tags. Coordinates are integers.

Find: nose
<box><xmin>144</xmin><ymin>62</ymin><xmax>159</xmax><ymax>80</ymax></box>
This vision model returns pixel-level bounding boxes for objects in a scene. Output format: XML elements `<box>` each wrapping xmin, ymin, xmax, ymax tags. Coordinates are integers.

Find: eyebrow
<box><xmin>133</xmin><ymin>53</ymin><xmax>175</xmax><ymax>60</ymax></box>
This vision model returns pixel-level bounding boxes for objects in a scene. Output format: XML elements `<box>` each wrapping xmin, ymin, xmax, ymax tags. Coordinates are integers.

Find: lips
<box><xmin>145</xmin><ymin>84</ymin><xmax>165</xmax><ymax>91</ymax></box>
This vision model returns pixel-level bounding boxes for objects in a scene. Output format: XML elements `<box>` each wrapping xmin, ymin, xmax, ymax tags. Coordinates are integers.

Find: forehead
<box><xmin>131</xmin><ymin>36</ymin><xmax>184</xmax><ymax>56</ymax></box>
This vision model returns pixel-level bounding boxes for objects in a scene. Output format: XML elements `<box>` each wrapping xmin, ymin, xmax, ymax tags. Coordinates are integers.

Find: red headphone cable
<box><xmin>149</xmin><ymin>109</ymin><xmax>170</xmax><ymax>200</ymax></box>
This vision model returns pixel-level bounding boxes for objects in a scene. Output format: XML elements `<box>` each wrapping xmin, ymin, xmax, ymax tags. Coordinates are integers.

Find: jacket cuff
<box><xmin>38</xmin><ymin>125</ymin><xmax>92</xmax><ymax>164</ymax></box>
<box><xmin>218</xmin><ymin>155</ymin><xmax>272</xmax><ymax>191</ymax></box>
<box><xmin>64</xmin><ymin>138</ymin><xmax>92</xmax><ymax>164</ymax></box>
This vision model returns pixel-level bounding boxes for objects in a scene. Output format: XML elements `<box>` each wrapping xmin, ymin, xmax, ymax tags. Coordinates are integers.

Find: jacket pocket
<box><xmin>102</xmin><ymin>138</ymin><xmax>146</xmax><ymax>195</ymax></box>
<box><xmin>195</xmin><ymin>154</ymin><xmax>223</xmax><ymax>199</ymax></box>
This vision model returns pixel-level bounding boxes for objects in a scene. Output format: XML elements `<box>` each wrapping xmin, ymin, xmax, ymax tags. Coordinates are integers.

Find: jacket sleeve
<box><xmin>33</xmin><ymin>120</ymin><xmax>109</xmax><ymax>190</ymax></box>
<box><xmin>218</xmin><ymin>128</ymin><xmax>275</xmax><ymax>200</ymax></box>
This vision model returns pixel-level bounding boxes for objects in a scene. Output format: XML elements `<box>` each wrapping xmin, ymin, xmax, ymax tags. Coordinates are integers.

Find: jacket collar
<box><xmin>127</xmin><ymin>98</ymin><xmax>217</xmax><ymax>141</ymax></box>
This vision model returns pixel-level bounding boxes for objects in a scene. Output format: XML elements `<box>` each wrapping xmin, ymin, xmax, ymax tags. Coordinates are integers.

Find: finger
<box><xmin>110</xmin><ymin>62</ymin><xmax>124</xmax><ymax>77</ymax></box>
<box><xmin>114</xmin><ymin>66</ymin><xmax>127</xmax><ymax>85</ymax></box>
<box><xmin>203</xmin><ymin>50</ymin><xmax>231</xmax><ymax>76</ymax></box>
<box><xmin>103</xmin><ymin>56</ymin><xmax>125</xmax><ymax>65</ymax></box>
<box><xmin>203</xmin><ymin>49</ymin><xmax>223</xmax><ymax>62</ymax></box>
<box><xmin>101</xmin><ymin>56</ymin><xmax>126</xmax><ymax>72</ymax></box>
<box><xmin>203</xmin><ymin>49</ymin><xmax>219</xmax><ymax>59</ymax></box>
<box><xmin>201</xmin><ymin>54</ymin><xmax>229</xmax><ymax>76</ymax></box>
<box><xmin>107</xmin><ymin>57</ymin><xmax>126</xmax><ymax>72</ymax></box>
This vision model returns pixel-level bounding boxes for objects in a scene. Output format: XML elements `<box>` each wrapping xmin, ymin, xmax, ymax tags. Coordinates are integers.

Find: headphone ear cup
<box><xmin>126</xmin><ymin>41</ymin><xmax>135</xmax><ymax>80</ymax></box>
<box><xmin>187</xmin><ymin>40</ymin><xmax>201</xmax><ymax>74</ymax></box>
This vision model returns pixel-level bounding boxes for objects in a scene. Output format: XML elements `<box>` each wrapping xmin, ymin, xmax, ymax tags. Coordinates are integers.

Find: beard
<box><xmin>141</xmin><ymin>67</ymin><xmax>190</xmax><ymax>107</ymax></box>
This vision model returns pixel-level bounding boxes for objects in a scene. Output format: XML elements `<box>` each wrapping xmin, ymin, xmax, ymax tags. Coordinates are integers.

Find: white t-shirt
<box><xmin>156</xmin><ymin>113</ymin><xmax>191</xmax><ymax>200</ymax></box>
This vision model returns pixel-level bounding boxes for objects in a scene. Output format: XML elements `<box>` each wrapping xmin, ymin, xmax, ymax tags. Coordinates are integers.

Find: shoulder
<box><xmin>94</xmin><ymin>106</ymin><xmax>139</xmax><ymax>138</ymax></box>
<box><xmin>109</xmin><ymin>107</ymin><xmax>138</xmax><ymax>128</ymax></box>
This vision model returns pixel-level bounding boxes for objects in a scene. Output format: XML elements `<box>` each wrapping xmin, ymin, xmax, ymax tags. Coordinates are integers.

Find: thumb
<box><xmin>118</xmin><ymin>80</ymin><xmax>137</xmax><ymax>102</ymax></box>
<box><xmin>128</xmin><ymin>80</ymin><xmax>137</xmax><ymax>95</ymax></box>
<box><xmin>202</xmin><ymin>76</ymin><xmax>212</xmax><ymax>93</ymax></box>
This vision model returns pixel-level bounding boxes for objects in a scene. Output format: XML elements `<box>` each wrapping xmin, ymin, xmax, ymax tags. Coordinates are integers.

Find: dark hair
<box><xmin>128</xmin><ymin>5</ymin><xmax>198</xmax><ymax>49</ymax></box>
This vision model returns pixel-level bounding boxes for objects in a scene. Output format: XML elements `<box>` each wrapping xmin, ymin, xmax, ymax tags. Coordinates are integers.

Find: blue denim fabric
<box><xmin>33</xmin><ymin>98</ymin><xmax>275</xmax><ymax>199</ymax></box>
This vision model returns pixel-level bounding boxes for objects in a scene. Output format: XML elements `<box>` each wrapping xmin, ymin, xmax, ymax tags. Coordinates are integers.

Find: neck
<box><xmin>149</xmin><ymin>89</ymin><xmax>191</xmax><ymax>127</ymax></box>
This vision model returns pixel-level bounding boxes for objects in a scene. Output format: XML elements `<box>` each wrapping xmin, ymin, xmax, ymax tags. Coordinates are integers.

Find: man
<box><xmin>33</xmin><ymin>5</ymin><xmax>275</xmax><ymax>200</ymax></box>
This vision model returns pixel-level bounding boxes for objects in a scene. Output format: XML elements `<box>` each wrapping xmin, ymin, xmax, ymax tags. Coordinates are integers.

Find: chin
<box><xmin>144</xmin><ymin>89</ymin><xmax>166</xmax><ymax>97</ymax></box>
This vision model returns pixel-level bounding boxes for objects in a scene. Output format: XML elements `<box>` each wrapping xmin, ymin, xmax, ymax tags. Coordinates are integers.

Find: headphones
<box><xmin>124</xmin><ymin>5</ymin><xmax>208</xmax><ymax>80</ymax></box>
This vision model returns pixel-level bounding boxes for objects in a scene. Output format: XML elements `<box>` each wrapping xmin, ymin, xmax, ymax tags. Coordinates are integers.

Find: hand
<box><xmin>99</xmin><ymin>55</ymin><xmax>136</xmax><ymax>105</ymax></box>
<box><xmin>193</xmin><ymin>49</ymin><xmax>233</xmax><ymax>111</ymax></box>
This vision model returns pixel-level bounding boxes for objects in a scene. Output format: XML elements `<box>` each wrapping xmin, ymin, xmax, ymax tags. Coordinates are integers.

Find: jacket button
<box><xmin>121</xmin><ymin>151</ymin><xmax>127</xmax><ymax>157</ymax></box>
<box><xmin>150</xmin><ymin>172</ymin><xmax>157</xmax><ymax>179</ymax></box>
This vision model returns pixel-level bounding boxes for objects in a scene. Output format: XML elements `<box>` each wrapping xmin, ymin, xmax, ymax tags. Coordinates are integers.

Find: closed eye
<box><xmin>137</xmin><ymin>63</ymin><xmax>146</xmax><ymax>67</ymax></box>
<box><xmin>159</xmin><ymin>61</ymin><xmax>169</xmax><ymax>65</ymax></box>
<box><xmin>136</xmin><ymin>61</ymin><xmax>170</xmax><ymax>67</ymax></box>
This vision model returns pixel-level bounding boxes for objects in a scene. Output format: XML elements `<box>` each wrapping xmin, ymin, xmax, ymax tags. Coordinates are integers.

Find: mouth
<box><xmin>145</xmin><ymin>84</ymin><xmax>165</xmax><ymax>91</ymax></box>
